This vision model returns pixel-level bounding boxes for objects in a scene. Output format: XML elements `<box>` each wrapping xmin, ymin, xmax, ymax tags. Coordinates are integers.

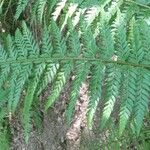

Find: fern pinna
<box><xmin>0</xmin><ymin>0</ymin><xmax>150</xmax><ymax>142</ymax></box>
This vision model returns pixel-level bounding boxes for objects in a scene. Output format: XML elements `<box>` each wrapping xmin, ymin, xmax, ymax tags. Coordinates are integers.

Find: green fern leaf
<box><xmin>113</xmin><ymin>12</ymin><xmax>130</xmax><ymax>61</ymax></box>
<box><xmin>45</xmin><ymin>62</ymin><xmax>72</xmax><ymax>110</ymax></box>
<box><xmin>131</xmin><ymin>22</ymin><xmax>144</xmax><ymax>63</ymax></box>
<box><xmin>60</xmin><ymin>3</ymin><xmax>78</xmax><ymax>31</ymax></box>
<box><xmin>41</xmin><ymin>25</ymin><xmax>53</xmax><ymax>56</ymax></box>
<box><xmin>11</xmin><ymin>29</ymin><xmax>32</xmax><ymax>112</ymax></box>
<box><xmin>37</xmin><ymin>0</ymin><xmax>47</xmax><ymax>23</ymax></box>
<box><xmin>22</xmin><ymin>22</ymin><xmax>39</xmax><ymax>57</ymax></box>
<box><xmin>23</xmin><ymin>63</ymin><xmax>45</xmax><ymax>142</ymax></box>
<box><xmin>0</xmin><ymin>89</ymin><xmax>7</xmax><ymax>105</ymax></box>
<box><xmin>52</xmin><ymin>0</ymin><xmax>67</xmax><ymax>21</ymax></box>
<box><xmin>6</xmin><ymin>35</ymin><xmax>21</xmax><ymax>112</ymax></box>
<box><xmin>104</xmin><ymin>0</ymin><xmax>123</xmax><ymax>22</ymax></box>
<box><xmin>15</xmin><ymin>29</ymin><xmax>28</xmax><ymax>58</ymax></box>
<box><xmin>84</xmin><ymin>6</ymin><xmax>100</xmax><ymax>27</ymax></box>
<box><xmin>36</xmin><ymin>25</ymin><xmax>60</xmax><ymax>95</ymax></box>
<box><xmin>0</xmin><ymin>44</ymin><xmax>10</xmax><ymax>88</ymax></box>
<box><xmin>67</xmin><ymin>21</ymin><xmax>80</xmax><ymax>57</ymax></box>
<box><xmin>81</xmin><ymin>26</ymin><xmax>97</xmax><ymax>58</ymax></box>
<box><xmin>7</xmin><ymin>63</ymin><xmax>21</xmax><ymax>112</ymax></box>
<box><xmin>12</xmin><ymin>65</ymin><xmax>32</xmax><ymax>112</ymax></box>
<box><xmin>87</xmin><ymin>62</ymin><xmax>105</xmax><ymax>129</ymax></box>
<box><xmin>133</xmin><ymin>69</ymin><xmax>150</xmax><ymax>135</ymax></box>
<box><xmin>101</xmin><ymin>64</ymin><xmax>122</xmax><ymax>129</ymax></box>
<box><xmin>37</xmin><ymin>62</ymin><xmax>59</xmax><ymax>96</ymax></box>
<box><xmin>15</xmin><ymin>0</ymin><xmax>29</xmax><ymax>19</ymax></box>
<box><xmin>98</xmin><ymin>23</ymin><xmax>115</xmax><ymax>59</ymax></box>
<box><xmin>50</xmin><ymin>20</ymin><xmax>66</xmax><ymax>57</ymax></box>
<box><xmin>66</xmin><ymin>61</ymin><xmax>90</xmax><ymax>124</ymax></box>
<box><xmin>119</xmin><ymin>67</ymin><xmax>137</xmax><ymax>135</ymax></box>
<box><xmin>139</xmin><ymin>20</ymin><xmax>150</xmax><ymax>65</ymax></box>
<box><xmin>0</xmin><ymin>0</ymin><xmax>150</xmax><ymax>142</ymax></box>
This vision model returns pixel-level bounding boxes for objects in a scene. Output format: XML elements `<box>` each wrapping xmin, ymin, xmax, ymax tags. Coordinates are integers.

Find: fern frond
<box><xmin>45</xmin><ymin>0</ymin><xmax>58</xmax><ymax>18</ymax></box>
<box><xmin>67</xmin><ymin>21</ymin><xmax>80</xmax><ymax>57</ymax></box>
<box><xmin>104</xmin><ymin>0</ymin><xmax>123</xmax><ymax>22</ymax></box>
<box><xmin>101</xmin><ymin>64</ymin><xmax>122</xmax><ymax>128</ymax></box>
<box><xmin>52</xmin><ymin>0</ymin><xmax>67</xmax><ymax>21</ymax></box>
<box><xmin>6</xmin><ymin>35</ymin><xmax>21</xmax><ymax>112</ymax></box>
<box><xmin>130</xmin><ymin>21</ymin><xmax>144</xmax><ymax>63</ymax></box>
<box><xmin>81</xmin><ymin>25</ymin><xmax>97</xmax><ymax>58</ymax></box>
<box><xmin>37</xmin><ymin>0</ymin><xmax>47</xmax><ymax>23</ymax></box>
<box><xmin>35</xmin><ymin>24</ymin><xmax>59</xmax><ymax>95</ymax></box>
<box><xmin>60</xmin><ymin>3</ymin><xmax>78</xmax><ymax>31</ymax></box>
<box><xmin>10</xmin><ymin>21</ymin><xmax>39</xmax><ymax>112</ymax></box>
<box><xmin>71</xmin><ymin>8</ymin><xmax>83</xmax><ymax>27</ymax></box>
<box><xmin>15</xmin><ymin>29</ymin><xmax>28</xmax><ymax>58</ymax></box>
<box><xmin>15</xmin><ymin>0</ymin><xmax>29</xmax><ymax>19</ymax></box>
<box><xmin>16</xmin><ymin>22</ymin><xmax>45</xmax><ymax>141</ymax></box>
<box><xmin>139</xmin><ymin>20</ymin><xmax>150</xmax><ymax>64</ymax></box>
<box><xmin>87</xmin><ymin>62</ymin><xmax>105</xmax><ymax>129</ymax></box>
<box><xmin>41</xmin><ymin>25</ymin><xmax>53</xmax><ymax>55</ymax></box>
<box><xmin>127</xmin><ymin>17</ymin><xmax>135</xmax><ymax>49</ymax></box>
<box><xmin>34</xmin><ymin>25</ymin><xmax>59</xmax><ymax>95</ymax></box>
<box><xmin>12</xmin><ymin>65</ymin><xmax>32</xmax><ymax>112</ymax></box>
<box><xmin>72</xmin><ymin>24</ymin><xmax>98</xmax><ymax>126</ymax></box>
<box><xmin>84</xmin><ymin>6</ymin><xmax>100</xmax><ymax>26</ymax></box>
<box><xmin>0</xmin><ymin>44</ymin><xmax>9</xmax><ymax>88</ymax></box>
<box><xmin>45</xmin><ymin>62</ymin><xmax>72</xmax><ymax>110</ymax></box>
<box><xmin>23</xmin><ymin>63</ymin><xmax>45</xmax><ymax>142</ymax></box>
<box><xmin>99</xmin><ymin>0</ymin><xmax>112</xmax><ymax>7</ymax></box>
<box><xmin>23</xmin><ymin>80</ymin><xmax>37</xmax><ymax>143</ymax></box>
<box><xmin>98</xmin><ymin>23</ymin><xmax>115</xmax><ymax>59</ymax></box>
<box><xmin>22</xmin><ymin>21</ymin><xmax>39</xmax><ymax>57</ymax></box>
<box><xmin>66</xmin><ymin>61</ymin><xmax>90</xmax><ymax>123</ymax></box>
<box><xmin>0</xmin><ymin>126</ymin><xmax>10</xmax><ymax>150</ymax></box>
<box><xmin>1</xmin><ymin>0</ymin><xmax>150</xmax><ymax>143</ymax></box>
<box><xmin>112</xmin><ymin>12</ymin><xmax>130</xmax><ymax>61</ymax></box>
<box><xmin>11</xmin><ymin>29</ymin><xmax>32</xmax><ymax>112</ymax></box>
<box><xmin>119</xmin><ymin>67</ymin><xmax>137</xmax><ymax>135</ymax></box>
<box><xmin>133</xmin><ymin>68</ymin><xmax>150</xmax><ymax>135</ymax></box>
<box><xmin>0</xmin><ymin>89</ymin><xmax>7</xmax><ymax>106</ymax></box>
<box><xmin>37</xmin><ymin>62</ymin><xmax>59</xmax><ymax>96</ymax></box>
<box><xmin>7</xmin><ymin>63</ymin><xmax>21</xmax><ymax>112</ymax></box>
<box><xmin>50</xmin><ymin>20</ymin><xmax>66</xmax><ymax>57</ymax></box>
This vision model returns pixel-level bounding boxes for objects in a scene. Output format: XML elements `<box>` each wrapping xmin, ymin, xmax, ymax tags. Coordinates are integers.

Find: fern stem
<box><xmin>1</xmin><ymin>57</ymin><xmax>149</xmax><ymax>69</ymax></box>
<box><xmin>126</xmin><ymin>0</ymin><xmax>150</xmax><ymax>9</ymax></box>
